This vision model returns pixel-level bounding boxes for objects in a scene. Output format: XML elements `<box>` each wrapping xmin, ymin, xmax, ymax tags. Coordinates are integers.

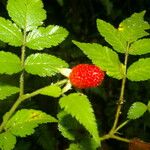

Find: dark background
<box><xmin>0</xmin><ymin>0</ymin><xmax>150</xmax><ymax>149</ymax></box>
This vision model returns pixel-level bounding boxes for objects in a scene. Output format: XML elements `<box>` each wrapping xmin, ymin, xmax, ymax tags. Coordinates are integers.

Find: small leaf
<box><xmin>127</xmin><ymin>58</ymin><xmax>150</xmax><ymax>81</ymax></box>
<box><xmin>0</xmin><ymin>51</ymin><xmax>22</xmax><ymax>75</ymax></box>
<box><xmin>118</xmin><ymin>11</ymin><xmax>150</xmax><ymax>42</ymax></box>
<box><xmin>129</xmin><ymin>39</ymin><xmax>150</xmax><ymax>55</ymax></box>
<box><xmin>25</xmin><ymin>53</ymin><xmax>68</xmax><ymax>77</ymax></box>
<box><xmin>5</xmin><ymin>109</ymin><xmax>57</xmax><ymax>137</ymax></box>
<box><xmin>7</xmin><ymin>0</ymin><xmax>46</xmax><ymax>31</ymax></box>
<box><xmin>0</xmin><ymin>17</ymin><xmax>23</xmax><ymax>46</ymax></box>
<box><xmin>26</xmin><ymin>25</ymin><xmax>68</xmax><ymax>50</ymax></box>
<box><xmin>0</xmin><ymin>82</ymin><xmax>19</xmax><ymax>100</ymax></box>
<box><xmin>39</xmin><ymin>85</ymin><xmax>62</xmax><ymax>98</ymax></box>
<box><xmin>59</xmin><ymin>93</ymin><xmax>100</xmax><ymax>144</ymax></box>
<box><xmin>0</xmin><ymin>132</ymin><xmax>16</xmax><ymax>150</ymax></box>
<box><xmin>148</xmin><ymin>101</ymin><xmax>150</xmax><ymax>112</ymax></box>
<box><xmin>127</xmin><ymin>102</ymin><xmax>147</xmax><ymax>119</ymax></box>
<box><xmin>97</xmin><ymin>19</ymin><xmax>126</xmax><ymax>53</ymax></box>
<box><xmin>73</xmin><ymin>41</ymin><xmax>124</xmax><ymax>79</ymax></box>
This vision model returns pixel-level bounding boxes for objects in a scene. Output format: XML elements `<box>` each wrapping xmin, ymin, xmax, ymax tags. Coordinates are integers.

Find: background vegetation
<box><xmin>0</xmin><ymin>0</ymin><xmax>150</xmax><ymax>149</ymax></box>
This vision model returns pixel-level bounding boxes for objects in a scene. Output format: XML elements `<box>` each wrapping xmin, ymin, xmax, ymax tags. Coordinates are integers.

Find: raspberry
<box><xmin>69</xmin><ymin>64</ymin><xmax>105</xmax><ymax>89</ymax></box>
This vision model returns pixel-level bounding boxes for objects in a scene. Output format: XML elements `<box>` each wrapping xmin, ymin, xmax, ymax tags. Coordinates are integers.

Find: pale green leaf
<box><xmin>5</xmin><ymin>109</ymin><xmax>57</xmax><ymax>137</ymax></box>
<box><xmin>127</xmin><ymin>102</ymin><xmax>147</xmax><ymax>119</ymax></box>
<box><xmin>39</xmin><ymin>85</ymin><xmax>62</xmax><ymax>97</ymax></box>
<box><xmin>129</xmin><ymin>39</ymin><xmax>150</xmax><ymax>55</ymax></box>
<box><xmin>127</xmin><ymin>58</ymin><xmax>150</xmax><ymax>81</ymax></box>
<box><xmin>118</xmin><ymin>11</ymin><xmax>150</xmax><ymax>42</ymax></box>
<box><xmin>25</xmin><ymin>53</ymin><xmax>68</xmax><ymax>77</ymax></box>
<box><xmin>73</xmin><ymin>41</ymin><xmax>124</xmax><ymax>79</ymax></box>
<box><xmin>0</xmin><ymin>51</ymin><xmax>22</xmax><ymax>75</ymax></box>
<box><xmin>0</xmin><ymin>17</ymin><xmax>23</xmax><ymax>46</ymax></box>
<box><xmin>0</xmin><ymin>132</ymin><xmax>16</xmax><ymax>150</ymax></box>
<box><xmin>26</xmin><ymin>25</ymin><xmax>68</xmax><ymax>50</ymax></box>
<box><xmin>59</xmin><ymin>93</ymin><xmax>100</xmax><ymax>144</ymax></box>
<box><xmin>97</xmin><ymin>19</ymin><xmax>126</xmax><ymax>53</ymax></box>
<box><xmin>67</xmin><ymin>144</ymin><xmax>81</xmax><ymax>150</ymax></box>
<box><xmin>0</xmin><ymin>82</ymin><xmax>19</xmax><ymax>100</ymax></box>
<box><xmin>7</xmin><ymin>0</ymin><xmax>46</xmax><ymax>31</ymax></box>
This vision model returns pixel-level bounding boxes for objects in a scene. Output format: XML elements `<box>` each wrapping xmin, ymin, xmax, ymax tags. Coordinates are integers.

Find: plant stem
<box><xmin>0</xmin><ymin>79</ymin><xmax>67</xmax><ymax>133</ymax></box>
<box><xmin>110</xmin><ymin>43</ymin><xmax>129</xmax><ymax>134</ymax></box>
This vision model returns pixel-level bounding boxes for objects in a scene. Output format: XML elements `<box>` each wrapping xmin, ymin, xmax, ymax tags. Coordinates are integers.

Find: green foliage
<box><xmin>25</xmin><ymin>53</ymin><xmax>68</xmax><ymax>77</ymax></box>
<box><xmin>118</xmin><ymin>11</ymin><xmax>150</xmax><ymax>42</ymax></box>
<box><xmin>59</xmin><ymin>93</ymin><xmax>100</xmax><ymax>144</ymax></box>
<box><xmin>148</xmin><ymin>101</ymin><xmax>150</xmax><ymax>112</ymax></box>
<box><xmin>127</xmin><ymin>58</ymin><xmax>150</xmax><ymax>81</ymax></box>
<box><xmin>0</xmin><ymin>82</ymin><xmax>19</xmax><ymax>100</ymax></box>
<box><xmin>73</xmin><ymin>41</ymin><xmax>124</xmax><ymax>79</ymax></box>
<box><xmin>0</xmin><ymin>132</ymin><xmax>16</xmax><ymax>150</ymax></box>
<box><xmin>7</xmin><ymin>0</ymin><xmax>46</xmax><ymax>31</ymax></box>
<box><xmin>129</xmin><ymin>39</ymin><xmax>150</xmax><ymax>55</ymax></box>
<box><xmin>5</xmin><ymin>109</ymin><xmax>57</xmax><ymax>137</ymax></box>
<box><xmin>0</xmin><ymin>17</ymin><xmax>23</xmax><ymax>46</ymax></box>
<box><xmin>26</xmin><ymin>25</ymin><xmax>69</xmax><ymax>50</ymax></box>
<box><xmin>97</xmin><ymin>19</ymin><xmax>126</xmax><ymax>53</ymax></box>
<box><xmin>0</xmin><ymin>51</ymin><xmax>22</xmax><ymax>75</ymax></box>
<box><xmin>127</xmin><ymin>102</ymin><xmax>147</xmax><ymax>119</ymax></box>
<box><xmin>39</xmin><ymin>85</ymin><xmax>62</xmax><ymax>98</ymax></box>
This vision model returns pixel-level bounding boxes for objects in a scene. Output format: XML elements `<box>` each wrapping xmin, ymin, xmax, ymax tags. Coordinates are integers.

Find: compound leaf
<box><xmin>0</xmin><ymin>51</ymin><xmax>22</xmax><ymax>75</ymax></box>
<box><xmin>0</xmin><ymin>17</ymin><xmax>23</xmax><ymax>46</ymax></box>
<box><xmin>127</xmin><ymin>102</ymin><xmax>147</xmax><ymax>119</ymax></box>
<box><xmin>25</xmin><ymin>53</ymin><xmax>68</xmax><ymax>77</ymax></box>
<box><xmin>26</xmin><ymin>25</ymin><xmax>68</xmax><ymax>50</ymax></box>
<box><xmin>118</xmin><ymin>11</ymin><xmax>150</xmax><ymax>42</ymax></box>
<box><xmin>7</xmin><ymin>0</ymin><xmax>46</xmax><ymax>31</ymax></box>
<box><xmin>39</xmin><ymin>85</ymin><xmax>62</xmax><ymax>98</ymax></box>
<box><xmin>73</xmin><ymin>41</ymin><xmax>124</xmax><ymax>79</ymax></box>
<box><xmin>97</xmin><ymin>19</ymin><xmax>126</xmax><ymax>53</ymax></box>
<box><xmin>59</xmin><ymin>93</ymin><xmax>100</xmax><ymax>144</ymax></box>
<box><xmin>127</xmin><ymin>58</ymin><xmax>150</xmax><ymax>81</ymax></box>
<box><xmin>0</xmin><ymin>82</ymin><xmax>19</xmax><ymax>100</ymax></box>
<box><xmin>5</xmin><ymin>109</ymin><xmax>57</xmax><ymax>137</ymax></box>
<box><xmin>129</xmin><ymin>39</ymin><xmax>150</xmax><ymax>55</ymax></box>
<box><xmin>0</xmin><ymin>132</ymin><xmax>16</xmax><ymax>150</ymax></box>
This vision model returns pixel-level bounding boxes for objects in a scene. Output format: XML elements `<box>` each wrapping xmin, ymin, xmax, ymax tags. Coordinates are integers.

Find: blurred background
<box><xmin>0</xmin><ymin>0</ymin><xmax>150</xmax><ymax>149</ymax></box>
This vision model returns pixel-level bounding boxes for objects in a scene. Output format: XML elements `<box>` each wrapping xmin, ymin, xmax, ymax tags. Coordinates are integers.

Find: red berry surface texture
<box><xmin>69</xmin><ymin>64</ymin><xmax>105</xmax><ymax>89</ymax></box>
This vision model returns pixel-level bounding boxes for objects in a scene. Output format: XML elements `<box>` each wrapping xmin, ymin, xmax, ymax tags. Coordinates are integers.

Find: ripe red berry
<box><xmin>69</xmin><ymin>64</ymin><xmax>105</xmax><ymax>89</ymax></box>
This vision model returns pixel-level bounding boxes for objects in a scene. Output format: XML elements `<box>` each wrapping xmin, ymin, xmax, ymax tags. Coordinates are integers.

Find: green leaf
<box><xmin>26</xmin><ymin>25</ymin><xmax>68</xmax><ymax>50</ymax></box>
<box><xmin>0</xmin><ymin>82</ymin><xmax>19</xmax><ymax>100</ymax></box>
<box><xmin>5</xmin><ymin>109</ymin><xmax>57</xmax><ymax>137</ymax></box>
<box><xmin>0</xmin><ymin>51</ymin><xmax>22</xmax><ymax>75</ymax></box>
<box><xmin>148</xmin><ymin>101</ymin><xmax>150</xmax><ymax>112</ymax></box>
<box><xmin>39</xmin><ymin>85</ymin><xmax>62</xmax><ymax>98</ymax></box>
<box><xmin>118</xmin><ymin>11</ymin><xmax>150</xmax><ymax>42</ymax></box>
<box><xmin>97</xmin><ymin>19</ymin><xmax>126</xmax><ymax>53</ymax></box>
<box><xmin>0</xmin><ymin>132</ymin><xmax>16</xmax><ymax>150</ymax></box>
<box><xmin>59</xmin><ymin>93</ymin><xmax>100</xmax><ymax>144</ymax></box>
<box><xmin>7</xmin><ymin>0</ymin><xmax>46</xmax><ymax>31</ymax></box>
<box><xmin>0</xmin><ymin>17</ymin><xmax>23</xmax><ymax>46</ymax></box>
<box><xmin>25</xmin><ymin>53</ymin><xmax>68</xmax><ymax>77</ymax></box>
<box><xmin>127</xmin><ymin>102</ymin><xmax>147</xmax><ymax>119</ymax></box>
<box><xmin>73</xmin><ymin>41</ymin><xmax>124</xmax><ymax>79</ymax></box>
<box><xmin>127</xmin><ymin>58</ymin><xmax>150</xmax><ymax>81</ymax></box>
<box><xmin>129</xmin><ymin>39</ymin><xmax>150</xmax><ymax>55</ymax></box>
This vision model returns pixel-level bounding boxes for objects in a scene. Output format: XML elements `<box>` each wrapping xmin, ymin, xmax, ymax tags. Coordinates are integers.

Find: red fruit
<box><xmin>69</xmin><ymin>64</ymin><xmax>105</xmax><ymax>89</ymax></box>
